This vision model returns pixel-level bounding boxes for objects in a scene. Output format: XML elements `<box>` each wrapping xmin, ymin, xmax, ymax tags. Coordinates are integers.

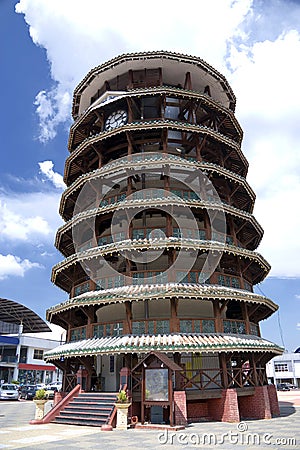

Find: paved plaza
<box><xmin>0</xmin><ymin>391</ymin><xmax>299</xmax><ymax>449</ymax></box>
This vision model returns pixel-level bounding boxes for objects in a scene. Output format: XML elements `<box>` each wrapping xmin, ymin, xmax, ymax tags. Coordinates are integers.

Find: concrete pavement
<box><xmin>0</xmin><ymin>391</ymin><xmax>299</xmax><ymax>449</ymax></box>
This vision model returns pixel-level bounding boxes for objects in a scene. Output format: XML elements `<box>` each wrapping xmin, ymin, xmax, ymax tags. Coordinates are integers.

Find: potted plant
<box><xmin>115</xmin><ymin>390</ymin><xmax>131</xmax><ymax>430</ymax></box>
<box><xmin>33</xmin><ymin>389</ymin><xmax>48</xmax><ymax>420</ymax></box>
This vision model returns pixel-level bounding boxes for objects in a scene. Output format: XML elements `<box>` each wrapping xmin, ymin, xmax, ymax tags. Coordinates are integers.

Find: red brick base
<box><xmin>187</xmin><ymin>401</ymin><xmax>209</xmax><ymax>422</ymax></box>
<box><xmin>267</xmin><ymin>384</ymin><xmax>280</xmax><ymax>416</ymax></box>
<box><xmin>185</xmin><ymin>385</ymin><xmax>279</xmax><ymax>423</ymax></box>
<box><xmin>132</xmin><ymin>385</ymin><xmax>281</xmax><ymax>425</ymax></box>
<box><xmin>208</xmin><ymin>389</ymin><xmax>240</xmax><ymax>422</ymax></box>
<box><xmin>238</xmin><ymin>386</ymin><xmax>271</xmax><ymax>420</ymax></box>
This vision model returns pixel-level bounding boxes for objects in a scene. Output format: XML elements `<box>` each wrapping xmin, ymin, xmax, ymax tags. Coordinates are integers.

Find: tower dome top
<box><xmin>72</xmin><ymin>50</ymin><xmax>236</xmax><ymax>119</ymax></box>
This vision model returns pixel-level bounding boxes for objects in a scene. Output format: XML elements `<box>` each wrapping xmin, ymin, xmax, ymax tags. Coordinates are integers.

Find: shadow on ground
<box><xmin>279</xmin><ymin>402</ymin><xmax>296</xmax><ymax>417</ymax></box>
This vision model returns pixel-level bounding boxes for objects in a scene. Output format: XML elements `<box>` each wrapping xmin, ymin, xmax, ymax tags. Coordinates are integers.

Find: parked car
<box><xmin>44</xmin><ymin>387</ymin><xmax>55</xmax><ymax>399</ymax></box>
<box><xmin>0</xmin><ymin>383</ymin><xmax>19</xmax><ymax>400</ymax></box>
<box><xmin>19</xmin><ymin>384</ymin><xmax>38</xmax><ymax>400</ymax></box>
<box><xmin>284</xmin><ymin>383</ymin><xmax>298</xmax><ymax>389</ymax></box>
<box><xmin>277</xmin><ymin>383</ymin><xmax>290</xmax><ymax>391</ymax></box>
<box><xmin>46</xmin><ymin>381</ymin><xmax>62</xmax><ymax>392</ymax></box>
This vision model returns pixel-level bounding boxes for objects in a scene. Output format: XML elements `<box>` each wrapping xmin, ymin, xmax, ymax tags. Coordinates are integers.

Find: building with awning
<box><xmin>0</xmin><ymin>298</ymin><xmax>60</xmax><ymax>384</ymax></box>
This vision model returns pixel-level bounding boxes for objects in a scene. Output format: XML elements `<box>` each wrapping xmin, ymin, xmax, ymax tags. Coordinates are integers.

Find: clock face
<box><xmin>104</xmin><ymin>110</ymin><xmax>128</xmax><ymax>131</ymax></box>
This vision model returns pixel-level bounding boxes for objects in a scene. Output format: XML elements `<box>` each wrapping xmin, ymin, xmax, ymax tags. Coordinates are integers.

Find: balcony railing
<box><xmin>131</xmin><ymin>320</ymin><xmax>170</xmax><ymax>335</ymax></box>
<box><xmin>70</xmin><ymin>325</ymin><xmax>87</xmax><ymax>342</ymax></box>
<box><xmin>178</xmin><ymin>366</ymin><xmax>267</xmax><ymax>390</ymax></box>
<box><xmin>72</xmin><ymin>270</ymin><xmax>253</xmax><ymax>298</ymax></box>
<box><xmin>179</xmin><ymin>319</ymin><xmax>215</xmax><ymax>333</ymax></box>
<box><xmin>68</xmin><ymin>318</ymin><xmax>260</xmax><ymax>342</ymax></box>
<box><xmin>223</xmin><ymin>319</ymin><xmax>246</xmax><ymax>334</ymax></box>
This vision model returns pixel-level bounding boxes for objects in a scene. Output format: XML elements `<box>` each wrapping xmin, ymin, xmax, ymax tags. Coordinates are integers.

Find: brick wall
<box><xmin>208</xmin><ymin>389</ymin><xmax>240</xmax><ymax>422</ymax></box>
<box><xmin>238</xmin><ymin>386</ymin><xmax>271</xmax><ymax>419</ymax></box>
<box><xmin>267</xmin><ymin>384</ymin><xmax>280</xmax><ymax>417</ymax></box>
<box><xmin>187</xmin><ymin>401</ymin><xmax>209</xmax><ymax>422</ymax></box>
<box><xmin>174</xmin><ymin>391</ymin><xmax>187</xmax><ymax>425</ymax></box>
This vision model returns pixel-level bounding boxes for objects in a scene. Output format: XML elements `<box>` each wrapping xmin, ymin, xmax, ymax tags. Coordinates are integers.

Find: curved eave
<box><xmin>72</xmin><ymin>51</ymin><xmax>236</xmax><ymax>117</ymax></box>
<box><xmin>0</xmin><ymin>298</ymin><xmax>51</xmax><ymax>333</ymax></box>
<box><xmin>60</xmin><ymin>157</ymin><xmax>255</xmax><ymax>218</ymax></box>
<box><xmin>57</xmin><ymin>200</ymin><xmax>262</xmax><ymax>251</ymax></box>
<box><xmin>69</xmin><ymin>86</ymin><xmax>243</xmax><ymax>151</ymax></box>
<box><xmin>51</xmin><ymin>238</ymin><xmax>270</xmax><ymax>283</ymax></box>
<box><xmin>46</xmin><ymin>283</ymin><xmax>278</xmax><ymax>321</ymax></box>
<box><xmin>63</xmin><ymin>121</ymin><xmax>247</xmax><ymax>184</ymax></box>
<box><xmin>44</xmin><ymin>333</ymin><xmax>283</xmax><ymax>361</ymax></box>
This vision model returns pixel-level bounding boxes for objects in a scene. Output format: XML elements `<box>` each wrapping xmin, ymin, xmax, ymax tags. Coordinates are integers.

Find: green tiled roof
<box><xmin>44</xmin><ymin>333</ymin><xmax>283</xmax><ymax>361</ymax></box>
<box><xmin>46</xmin><ymin>283</ymin><xmax>278</xmax><ymax>319</ymax></box>
<box><xmin>51</xmin><ymin>238</ymin><xmax>270</xmax><ymax>283</ymax></box>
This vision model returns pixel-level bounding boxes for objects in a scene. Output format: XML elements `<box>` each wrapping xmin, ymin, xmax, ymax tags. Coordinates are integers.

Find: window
<box><xmin>274</xmin><ymin>363</ymin><xmax>288</xmax><ymax>372</ymax></box>
<box><xmin>33</xmin><ymin>349</ymin><xmax>44</xmax><ymax>360</ymax></box>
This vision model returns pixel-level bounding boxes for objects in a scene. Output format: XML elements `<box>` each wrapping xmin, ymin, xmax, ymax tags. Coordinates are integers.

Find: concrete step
<box><xmin>60</xmin><ymin>410</ymin><xmax>111</xmax><ymax>418</ymax></box>
<box><xmin>52</xmin><ymin>391</ymin><xmax>118</xmax><ymax>427</ymax></box>
<box><xmin>54</xmin><ymin>416</ymin><xmax>106</xmax><ymax>427</ymax></box>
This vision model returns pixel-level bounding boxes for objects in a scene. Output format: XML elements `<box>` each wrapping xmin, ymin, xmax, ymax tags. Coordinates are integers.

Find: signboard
<box><xmin>145</xmin><ymin>368</ymin><xmax>168</xmax><ymax>401</ymax></box>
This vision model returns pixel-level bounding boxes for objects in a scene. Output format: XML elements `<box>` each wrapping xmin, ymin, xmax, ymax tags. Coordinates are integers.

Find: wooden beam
<box><xmin>184</xmin><ymin>71</ymin><xmax>192</xmax><ymax>90</ymax></box>
<box><xmin>241</xmin><ymin>303</ymin><xmax>250</xmax><ymax>334</ymax></box>
<box><xmin>220</xmin><ymin>299</ymin><xmax>229</xmax><ymax>315</ymax></box>
<box><xmin>212</xmin><ymin>299</ymin><xmax>222</xmax><ymax>332</ymax></box>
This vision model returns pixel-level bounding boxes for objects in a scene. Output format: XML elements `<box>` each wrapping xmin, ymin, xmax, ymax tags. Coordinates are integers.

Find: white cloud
<box><xmin>38</xmin><ymin>160</ymin><xmax>66</xmax><ymax>189</ymax></box>
<box><xmin>227</xmin><ymin>30</ymin><xmax>300</xmax><ymax>277</ymax></box>
<box><xmin>0</xmin><ymin>254</ymin><xmax>42</xmax><ymax>280</ymax></box>
<box><xmin>0</xmin><ymin>191</ymin><xmax>62</xmax><ymax>243</ymax></box>
<box><xmin>0</xmin><ymin>200</ymin><xmax>50</xmax><ymax>241</ymax></box>
<box><xmin>15</xmin><ymin>0</ymin><xmax>253</xmax><ymax>141</ymax></box>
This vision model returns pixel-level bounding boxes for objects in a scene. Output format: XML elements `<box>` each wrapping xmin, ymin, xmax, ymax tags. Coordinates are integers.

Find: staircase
<box><xmin>53</xmin><ymin>392</ymin><xmax>117</xmax><ymax>427</ymax></box>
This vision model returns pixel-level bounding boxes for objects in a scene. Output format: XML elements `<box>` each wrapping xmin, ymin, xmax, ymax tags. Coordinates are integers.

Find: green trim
<box><xmin>44</xmin><ymin>333</ymin><xmax>283</xmax><ymax>361</ymax></box>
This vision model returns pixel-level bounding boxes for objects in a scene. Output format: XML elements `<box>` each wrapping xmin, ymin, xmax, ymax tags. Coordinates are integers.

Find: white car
<box><xmin>0</xmin><ymin>383</ymin><xmax>19</xmax><ymax>400</ymax></box>
<box><xmin>46</xmin><ymin>382</ymin><xmax>62</xmax><ymax>391</ymax></box>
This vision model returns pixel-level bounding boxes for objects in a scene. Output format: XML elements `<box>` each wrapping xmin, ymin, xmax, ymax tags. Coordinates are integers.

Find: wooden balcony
<box><xmin>71</xmin><ymin>270</ymin><xmax>253</xmax><ymax>298</ymax></box>
<box><xmin>68</xmin><ymin>317</ymin><xmax>260</xmax><ymax>342</ymax></box>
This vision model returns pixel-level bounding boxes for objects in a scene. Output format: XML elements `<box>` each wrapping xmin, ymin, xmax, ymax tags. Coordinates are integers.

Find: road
<box><xmin>0</xmin><ymin>392</ymin><xmax>299</xmax><ymax>449</ymax></box>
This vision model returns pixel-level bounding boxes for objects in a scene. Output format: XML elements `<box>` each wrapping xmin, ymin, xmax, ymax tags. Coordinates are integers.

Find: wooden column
<box><xmin>124</xmin><ymin>301</ymin><xmax>132</xmax><ymax>334</ymax></box>
<box><xmin>174</xmin><ymin>352</ymin><xmax>182</xmax><ymax>390</ymax></box>
<box><xmin>220</xmin><ymin>353</ymin><xmax>228</xmax><ymax>388</ymax></box>
<box><xmin>241</xmin><ymin>302</ymin><xmax>250</xmax><ymax>334</ymax></box>
<box><xmin>184</xmin><ymin>71</ymin><xmax>192</xmax><ymax>90</ymax></box>
<box><xmin>127</xmin><ymin>97</ymin><xmax>133</xmax><ymax>123</ymax></box>
<box><xmin>170</xmin><ymin>298</ymin><xmax>179</xmax><ymax>333</ymax></box>
<box><xmin>212</xmin><ymin>299</ymin><xmax>222</xmax><ymax>332</ymax></box>
<box><xmin>169</xmin><ymin>369</ymin><xmax>174</xmax><ymax>426</ymax></box>
<box><xmin>251</xmin><ymin>353</ymin><xmax>259</xmax><ymax>386</ymax></box>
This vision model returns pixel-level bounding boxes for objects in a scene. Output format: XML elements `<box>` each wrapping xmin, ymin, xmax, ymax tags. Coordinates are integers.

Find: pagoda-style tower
<box><xmin>45</xmin><ymin>51</ymin><xmax>283</xmax><ymax>424</ymax></box>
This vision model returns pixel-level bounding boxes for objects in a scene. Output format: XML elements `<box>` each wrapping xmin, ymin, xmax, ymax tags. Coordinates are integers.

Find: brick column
<box><xmin>239</xmin><ymin>386</ymin><xmax>271</xmax><ymax>419</ymax></box>
<box><xmin>267</xmin><ymin>384</ymin><xmax>280</xmax><ymax>417</ymax></box>
<box><xmin>208</xmin><ymin>389</ymin><xmax>240</xmax><ymax>422</ymax></box>
<box><xmin>174</xmin><ymin>391</ymin><xmax>187</xmax><ymax>426</ymax></box>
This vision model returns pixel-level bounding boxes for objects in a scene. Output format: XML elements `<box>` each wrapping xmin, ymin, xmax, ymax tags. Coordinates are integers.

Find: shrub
<box><xmin>34</xmin><ymin>389</ymin><xmax>48</xmax><ymax>400</ymax></box>
<box><xmin>117</xmin><ymin>390</ymin><xmax>129</xmax><ymax>403</ymax></box>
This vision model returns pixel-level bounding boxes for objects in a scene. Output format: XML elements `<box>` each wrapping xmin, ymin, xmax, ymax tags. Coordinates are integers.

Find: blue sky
<box><xmin>0</xmin><ymin>0</ymin><xmax>299</xmax><ymax>351</ymax></box>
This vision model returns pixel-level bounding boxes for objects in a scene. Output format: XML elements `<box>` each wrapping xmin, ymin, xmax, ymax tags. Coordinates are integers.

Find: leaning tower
<box><xmin>45</xmin><ymin>51</ymin><xmax>283</xmax><ymax>425</ymax></box>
